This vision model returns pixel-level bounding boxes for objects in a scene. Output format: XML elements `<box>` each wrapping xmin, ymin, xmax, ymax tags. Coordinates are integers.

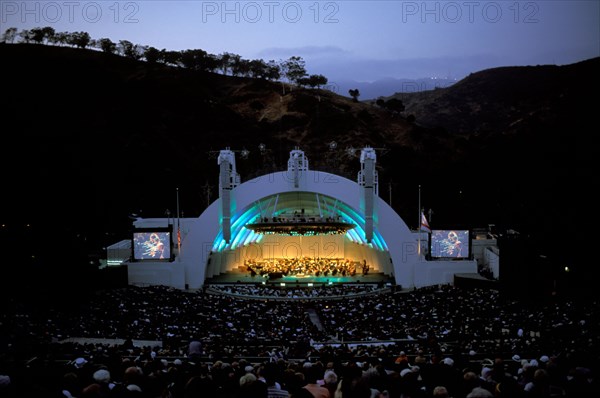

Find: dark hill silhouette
<box><xmin>0</xmin><ymin>44</ymin><xmax>411</xmax><ymax>256</ymax></box>
<box><xmin>390</xmin><ymin>58</ymin><xmax>600</xmax><ymax>135</ymax></box>
<box><xmin>1</xmin><ymin>44</ymin><xmax>596</xmax><ymax>296</ymax></box>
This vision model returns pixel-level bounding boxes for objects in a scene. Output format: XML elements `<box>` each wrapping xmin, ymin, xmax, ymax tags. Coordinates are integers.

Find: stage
<box><xmin>126</xmin><ymin>147</ymin><xmax>481</xmax><ymax>291</ymax></box>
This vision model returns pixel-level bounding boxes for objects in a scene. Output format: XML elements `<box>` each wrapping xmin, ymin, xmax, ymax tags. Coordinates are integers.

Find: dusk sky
<box><xmin>2</xmin><ymin>1</ymin><xmax>599</xmax><ymax>82</ymax></box>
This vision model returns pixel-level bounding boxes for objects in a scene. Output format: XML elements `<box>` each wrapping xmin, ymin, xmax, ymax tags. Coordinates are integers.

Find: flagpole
<box><xmin>418</xmin><ymin>185</ymin><xmax>421</xmax><ymax>256</ymax></box>
<box><xmin>176</xmin><ymin>187</ymin><xmax>181</xmax><ymax>255</ymax></box>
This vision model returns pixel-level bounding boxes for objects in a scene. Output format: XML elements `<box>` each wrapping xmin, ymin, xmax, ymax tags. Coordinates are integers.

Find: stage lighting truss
<box><xmin>246</xmin><ymin>216</ymin><xmax>356</xmax><ymax>236</ymax></box>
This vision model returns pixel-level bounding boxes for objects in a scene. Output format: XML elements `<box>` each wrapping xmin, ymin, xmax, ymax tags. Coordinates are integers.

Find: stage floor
<box><xmin>206</xmin><ymin>270</ymin><xmax>393</xmax><ymax>286</ymax></box>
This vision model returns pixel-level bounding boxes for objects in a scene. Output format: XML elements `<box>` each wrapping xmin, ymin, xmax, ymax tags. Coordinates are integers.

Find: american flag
<box><xmin>421</xmin><ymin>212</ymin><xmax>431</xmax><ymax>233</ymax></box>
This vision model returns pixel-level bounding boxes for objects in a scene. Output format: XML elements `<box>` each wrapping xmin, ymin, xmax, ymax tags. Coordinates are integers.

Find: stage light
<box><xmin>280</xmin><ymin>283</ymin><xmax>286</xmax><ymax>286</ymax></box>
<box><xmin>329</xmin><ymin>141</ymin><xmax>337</xmax><ymax>150</ymax></box>
<box><xmin>246</xmin><ymin>218</ymin><xmax>355</xmax><ymax>236</ymax></box>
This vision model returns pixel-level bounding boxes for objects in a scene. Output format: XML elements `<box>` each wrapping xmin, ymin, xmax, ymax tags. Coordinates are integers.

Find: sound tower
<box><xmin>497</xmin><ymin>233</ymin><xmax>539</xmax><ymax>297</ymax></box>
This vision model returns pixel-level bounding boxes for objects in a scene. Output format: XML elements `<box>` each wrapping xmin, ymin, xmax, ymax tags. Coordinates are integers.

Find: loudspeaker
<box><xmin>497</xmin><ymin>234</ymin><xmax>542</xmax><ymax>297</ymax></box>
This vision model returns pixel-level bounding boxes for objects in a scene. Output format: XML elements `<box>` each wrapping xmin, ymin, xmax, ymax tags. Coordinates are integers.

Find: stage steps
<box><xmin>306</xmin><ymin>308</ymin><xmax>324</xmax><ymax>331</ymax></box>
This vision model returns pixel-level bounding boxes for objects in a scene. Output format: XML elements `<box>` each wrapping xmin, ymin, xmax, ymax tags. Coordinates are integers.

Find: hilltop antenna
<box><xmin>202</xmin><ymin>181</ymin><xmax>212</xmax><ymax>209</ymax></box>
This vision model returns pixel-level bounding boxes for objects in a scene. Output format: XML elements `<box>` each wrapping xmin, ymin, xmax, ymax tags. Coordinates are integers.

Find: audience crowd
<box><xmin>207</xmin><ymin>284</ymin><xmax>384</xmax><ymax>299</ymax></box>
<box><xmin>1</xmin><ymin>283</ymin><xmax>598</xmax><ymax>397</ymax></box>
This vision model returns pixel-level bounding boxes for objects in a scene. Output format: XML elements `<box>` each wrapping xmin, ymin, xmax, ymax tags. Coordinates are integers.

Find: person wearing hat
<box><xmin>399</xmin><ymin>366</ymin><xmax>425</xmax><ymax>398</ymax></box>
<box><xmin>506</xmin><ymin>355</ymin><xmax>521</xmax><ymax>378</ymax></box>
<box><xmin>87</xmin><ymin>368</ymin><xmax>115</xmax><ymax>397</ymax></box>
<box><xmin>478</xmin><ymin>367</ymin><xmax>496</xmax><ymax>396</ymax></box>
<box><xmin>538</xmin><ymin>355</ymin><xmax>549</xmax><ymax>370</ymax></box>
<box><xmin>69</xmin><ymin>357</ymin><xmax>90</xmax><ymax>386</ymax></box>
<box><xmin>188</xmin><ymin>340</ymin><xmax>203</xmax><ymax>363</ymax></box>
<box><xmin>400</xmin><ymin>368</ymin><xmax>412</xmax><ymax>378</ymax></box>
<box><xmin>93</xmin><ymin>369</ymin><xmax>112</xmax><ymax>386</ymax></box>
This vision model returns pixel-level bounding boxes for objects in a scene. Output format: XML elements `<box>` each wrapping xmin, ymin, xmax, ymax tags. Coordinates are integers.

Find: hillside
<box><xmin>0</xmin><ymin>44</ymin><xmax>413</xmax><ymax>246</ymax></box>
<box><xmin>1</xmin><ymin>44</ymin><xmax>597</xmax><ymax>281</ymax></box>
<box><xmin>392</xmin><ymin>58</ymin><xmax>600</xmax><ymax>136</ymax></box>
<box><xmin>390</xmin><ymin>59</ymin><xmax>599</xmax><ymax>245</ymax></box>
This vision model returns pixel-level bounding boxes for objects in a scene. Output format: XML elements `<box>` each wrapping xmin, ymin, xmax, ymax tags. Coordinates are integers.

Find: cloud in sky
<box><xmin>258</xmin><ymin>45</ymin><xmax>348</xmax><ymax>59</ymax></box>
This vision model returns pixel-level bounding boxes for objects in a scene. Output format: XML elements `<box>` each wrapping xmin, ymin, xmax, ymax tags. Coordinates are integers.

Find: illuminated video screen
<box><xmin>132</xmin><ymin>230</ymin><xmax>171</xmax><ymax>260</ymax></box>
<box><xmin>430</xmin><ymin>230</ymin><xmax>470</xmax><ymax>258</ymax></box>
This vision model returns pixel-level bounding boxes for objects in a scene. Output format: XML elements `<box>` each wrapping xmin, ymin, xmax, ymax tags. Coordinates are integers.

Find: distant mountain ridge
<box><xmin>336</xmin><ymin>77</ymin><xmax>458</xmax><ymax>100</ymax></box>
<box><xmin>388</xmin><ymin>57</ymin><xmax>600</xmax><ymax>135</ymax></box>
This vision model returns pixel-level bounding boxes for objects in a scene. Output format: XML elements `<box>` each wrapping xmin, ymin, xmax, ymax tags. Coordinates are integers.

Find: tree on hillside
<box><xmin>309</xmin><ymin>74</ymin><xmax>328</xmax><ymax>89</ymax></box>
<box><xmin>118</xmin><ymin>40</ymin><xmax>141</xmax><ymax>59</ymax></box>
<box><xmin>180</xmin><ymin>49</ymin><xmax>204</xmax><ymax>70</ymax></box>
<box><xmin>235</xmin><ymin>59</ymin><xmax>252</xmax><ymax>77</ymax></box>
<box><xmin>30</xmin><ymin>27</ymin><xmax>54</xmax><ymax>44</ymax></box>
<box><xmin>218</xmin><ymin>52</ymin><xmax>234</xmax><ymax>75</ymax></box>
<box><xmin>298</xmin><ymin>74</ymin><xmax>328</xmax><ymax>89</ymax></box>
<box><xmin>98</xmin><ymin>38</ymin><xmax>117</xmax><ymax>54</ymax></box>
<box><xmin>47</xmin><ymin>31</ymin><xmax>63</xmax><ymax>46</ymax></box>
<box><xmin>228</xmin><ymin>54</ymin><xmax>243</xmax><ymax>76</ymax></box>
<box><xmin>68</xmin><ymin>31</ymin><xmax>91</xmax><ymax>49</ymax></box>
<box><xmin>41</xmin><ymin>27</ymin><xmax>55</xmax><ymax>44</ymax></box>
<box><xmin>248</xmin><ymin>59</ymin><xmax>269</xmax><ymax>79</ymax></box>
<box><xmin>18</xmin><ymin>29</ymin><xmax>32</xmax><ymax>43</ymax></box>
<box><xmin>384</xmin><ymin>98</ymin><xmax>405</xmax><ymax>114</ymax></box>
<box><xmin>52</xmin><ymin>32</ymin><xmax>69</xmax><ymax>46</ymax></box>
<box><xmin>161</xmin><ymin>49</ymin><xmax>182</xmax><ymax>67</ymax></box>
<box><xmin>180</xmin><ymin>49</ymin><xmax>219</xmax><ymax>72</ymax></box>
<box><xmin>296</xmin><ymin>77</ymin><xmax>309</xmax><ymax>88</ymax></box>
<box><xmin>144</xmin><ymin>46</ymin><xmax>161</xmax><ymax>63</ymax></box>
<box><xmin>29</xmin><ymin>27</ymin><xmax>44</xmax><ymax>44</ymax></box>
<box><xmin>281</xmin><ymin>56</ymin><xmax>307</xmax><ymax>84</ymax></box>
<box><xmin>349</xmin><ymin>89</ymin><xmax>360</xmax><ymax>102</ymax></box>
<box><xmin>3</xmin><ymin>25</ymin><xmax>321</xmax><ymax>89</ymax></box>
<box><xmin>2</xmin><ymin>27</ymin><xmax>17</xmax><ymax>43</ymax></box>
<box><xmin>202</xmin><ymin>53</ymin><xmax>220</xmax><ymax>73</ymax></box>
<box><xmin>265</xmin><ymin>60</ymin><xmax>281</xmax><ymax>81</ymax></box>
